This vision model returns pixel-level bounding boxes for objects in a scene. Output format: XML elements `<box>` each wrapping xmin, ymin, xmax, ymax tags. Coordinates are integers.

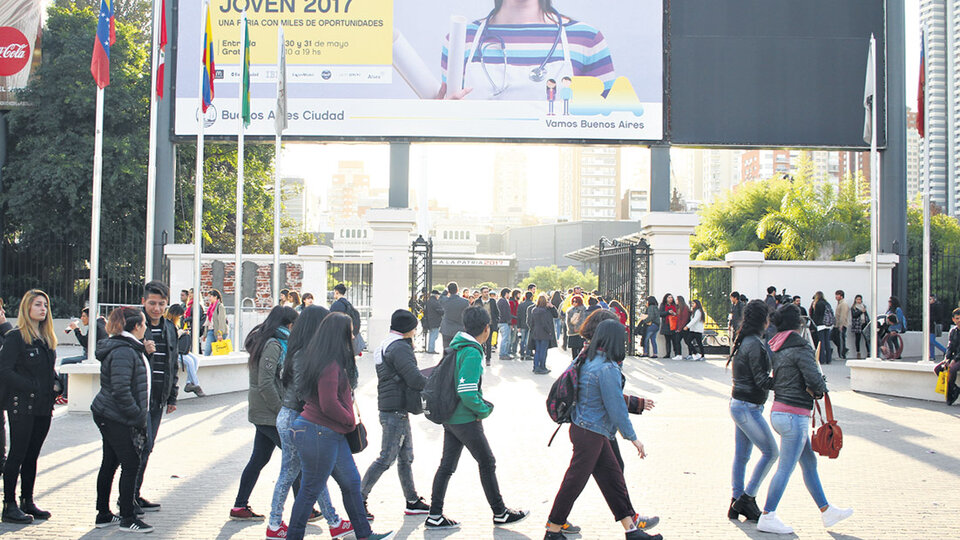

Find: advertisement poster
<box><xmin>0</xmin><ymin>0</ymin><xmax>42</xmax><ymax>108</ymax></box>
<box><xmin>174</xmin><ymin>0</ymin><xmax>663</xmax><ymax>141</ymax></box>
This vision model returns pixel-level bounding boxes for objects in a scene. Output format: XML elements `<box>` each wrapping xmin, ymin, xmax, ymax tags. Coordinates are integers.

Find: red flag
<box><xmin>156</xmin><ymin>0</ymin><xmax>167</xmax><ymax>99</ymax></box>
<box><xmin>91</xmin><ymin>0</ymin><xmax>111</xmax><ymax>89</ymax></box>
<box><xmin>918</xmin><ymin>32</ymin><xmax>925</xmax><ymax>138</ymax></box>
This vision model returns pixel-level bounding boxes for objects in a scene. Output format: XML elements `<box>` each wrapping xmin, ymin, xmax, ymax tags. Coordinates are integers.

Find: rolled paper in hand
<box><xmin>445</xmin><ymin>15</ymin><xmax>468</xmax><ymax>98</ymax></box>
<box><xmin>393</xmin><ymin>30</ymin><xmax>441</xmax><ymax>99</ymax></box>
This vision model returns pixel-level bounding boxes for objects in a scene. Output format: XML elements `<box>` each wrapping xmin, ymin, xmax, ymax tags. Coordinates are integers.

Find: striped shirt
<box><xmin>441</xmin><ymin>20</ymin><xmax>616</xmax><ymax>92</ymax></box>
<box><xmin>147</xmin><ymin>322</ymin><xmax>168</xmax><ymax>404</ymax></box>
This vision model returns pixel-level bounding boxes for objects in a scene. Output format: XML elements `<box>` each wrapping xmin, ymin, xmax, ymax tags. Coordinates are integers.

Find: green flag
<box><xmin>241</xmin><ymin>15</ymin><xmax>251</xmax><ymax>127</ymax></box>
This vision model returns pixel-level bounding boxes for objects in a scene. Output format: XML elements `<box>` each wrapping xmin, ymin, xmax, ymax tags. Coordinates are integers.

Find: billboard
<box><xmin>173</xmin><ymin>0</ymin><xmax>664</xmax><ymax>141</ymax></box>
<box><xmin>669</xmin><ymin>0</ymin><xmax>886</xmax><ymax>149</ymax></box>
<box><xmin>0</xmin><ymin>0</ymin><xmax>42</xmax><ymax>108</ymax></box>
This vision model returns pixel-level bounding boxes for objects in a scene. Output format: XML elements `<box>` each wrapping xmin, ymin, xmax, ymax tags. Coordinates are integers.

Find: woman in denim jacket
<box><xmin>544</xmin><ymin>320</ymin><xmax>661</xmax><ymax>540</ymax></box>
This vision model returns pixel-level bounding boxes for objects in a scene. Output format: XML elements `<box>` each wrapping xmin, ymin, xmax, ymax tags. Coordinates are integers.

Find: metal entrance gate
<box><xmin>597</xmin><ymin>237</ymin><xmax>651</xmax><ymax>356</ymax></box>
<box><xmin>410</xmin><ymin>235</ymin><xmax>433</xmax><ymax>350</ymax></box>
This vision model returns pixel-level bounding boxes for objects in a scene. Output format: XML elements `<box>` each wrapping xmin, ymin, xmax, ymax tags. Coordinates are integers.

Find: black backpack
<box><xmin>545</xmin><ymin>357</ymin><xmax>585</xmax><ymax>446</ymax></box>
<box><xmin>422</xmin><ymin>347</ymin><xmax>461</xmax><ymax>424</ymax></box>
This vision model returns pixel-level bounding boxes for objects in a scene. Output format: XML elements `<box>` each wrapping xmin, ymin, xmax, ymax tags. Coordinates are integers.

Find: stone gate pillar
<box><xmin>641</xmin><ymin>213</ymin><xmax>699</xmax><ymax>300</ymax></box>
<box><xmin>366</xmin><ymin>209</ymin><xmax>417</xmax><ymax>348</ymax></box>
<box><xmin>298</xmin><ymin>245</ymin><xmax>333</xmax><ymax>307</ymax></box>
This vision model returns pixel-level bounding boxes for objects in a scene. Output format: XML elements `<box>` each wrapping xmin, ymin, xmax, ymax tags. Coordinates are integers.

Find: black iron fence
<box><xmin>1</xmin><ymin>237</ymin><xmax>157</xmax><ymax>318</ymax></box>
<box><xmin>906</xmin><ymin>245</ymin><xmax>960</xmax><ymax>329</ymax></box>
<box><xmin>689</xmin><ymin>263</ymin><xmax>733</xmax><ymax>334</ymax></box>
<box><xmin>328</xmin><ymin>262</ymin><xmax>373</xmax><ymax>309</ymax></box>
<box><xmin>597</xmin><ymin>237</ymin><xmax>650</xmax><ymax>356</ymax></box>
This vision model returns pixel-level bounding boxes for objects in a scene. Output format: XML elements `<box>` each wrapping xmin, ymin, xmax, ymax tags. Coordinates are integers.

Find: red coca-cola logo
<box><xmin>0</xmin><ymin>27</ymin><xmax>30</xmax><ymax>77</ymax></box>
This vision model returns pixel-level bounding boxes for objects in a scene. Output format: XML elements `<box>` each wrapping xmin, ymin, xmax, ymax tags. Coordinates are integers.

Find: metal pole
<box><xmin>273</xmin><ymin>135</ymin><xmax>281</xmax><ymax>307</ymax></box>
<box><xmin>144</xmin><ymin>0</ymin><xmax>162</xmax><ymax>282</ymax></box>
<box><xmin>922</xmin><ymin>25</ymin><xmax>931</xmax><ymax>363</ymax></box>
<box><xmin>88</xmin><ymin>87</ymin><xmax>105</xmax><ymax>362</ymax></box>
<box><xmin>235</xmin><ymin>11</ymin><xmax>246</xmax><ymax>346</ymax></box>
<box><xmin>869</xmin><ymin>35</ymin><xmax>879</xmax><ymax>361</ymax></box>
<box><xmin>193</xmin><ymin>2</ymin><xmax>207</xmax><ymax>355</ymax></box>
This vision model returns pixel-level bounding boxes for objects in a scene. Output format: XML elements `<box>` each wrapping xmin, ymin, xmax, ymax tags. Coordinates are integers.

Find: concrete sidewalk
<box><xmin>2</xmin><ymin>349</ymin><xmax>958</xmax><ymax>539</ymax></box>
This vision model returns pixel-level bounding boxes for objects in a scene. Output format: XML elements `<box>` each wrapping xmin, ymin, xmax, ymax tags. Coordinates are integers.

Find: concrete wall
<box><xmin>505</xmin><ymin>221</ymin><xmax>643</xmax><ymax>274</ymax></box>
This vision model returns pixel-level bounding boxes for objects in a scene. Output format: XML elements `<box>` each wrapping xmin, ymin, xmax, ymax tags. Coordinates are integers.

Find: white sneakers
<box><xmin>821</xmin><ymin>505</ymin><xmax>854</xmax><ymax>527</ymax></box>
<box><xmin>672</xmin><ymin>355</ymin><xmax>683</xmax><ymax>360</ymax></box>
<box><xmin>757</xmin><ymin>512</ymin><xmax>794</xmax><ymax>534</ymax></box>
<box><xmin>692</xmin><ymin>354</ymin><xmax>703</xmax><ymax>361</ymax></box>
<box><xmin>757</xmin><ymin>507</ymin><xmax>853</xmax><ymax>534</ymax></box>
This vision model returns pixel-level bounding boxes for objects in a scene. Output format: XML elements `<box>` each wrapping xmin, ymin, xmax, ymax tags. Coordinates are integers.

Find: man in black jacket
<box><xmin>473</xmin><ymin>287</ymin><xmax>499</xmax><ymax>366</ymax></box>
<box><xmin>423</xmin><ymin>291</ymin><xmax>444</xmax><ymax>354</ymax></box>
<box><xmin>439</xmin><ymin>283</ymin><xmax>469</xmax><ymax>350</ymax></box>
<box><xmin>361</xmin><ymin>310</ymin><xmax>430</xmax><ymax>519</ymax></box>
<box><xmin>135</xmin><ymin>281</ymin><xmax>180</xmax><ymax>513</ymax></box>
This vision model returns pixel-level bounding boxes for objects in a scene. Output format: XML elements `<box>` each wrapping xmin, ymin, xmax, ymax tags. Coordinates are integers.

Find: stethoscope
<box><xmin>472</xmin><ymin>8</ymin><xmax>565</xmax><ymax>95</ymax></box>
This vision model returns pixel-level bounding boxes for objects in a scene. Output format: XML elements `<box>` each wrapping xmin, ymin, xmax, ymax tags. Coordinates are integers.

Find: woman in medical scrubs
<box><xmin>439</xmin><ymin>0</ymin><xmax>616</xmax><ymax>100</ymax></box>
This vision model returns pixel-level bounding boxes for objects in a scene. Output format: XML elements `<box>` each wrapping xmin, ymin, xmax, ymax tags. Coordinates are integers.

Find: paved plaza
<box><xmin>1</xmin><ymin>349</ymin><xmax>957</xmax><ymax>540</ymax></box>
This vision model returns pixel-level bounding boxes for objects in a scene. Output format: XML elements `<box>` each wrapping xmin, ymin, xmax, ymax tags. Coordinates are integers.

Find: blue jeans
<box><xmin>930</xmin><ymin>333</ymin><xmax>947</xmax><ymax>357</ymax></box>
<box><xmin>498</xmin><ymin>323</ymin><xmax>512</xmax><ymax>358</ymax></box>
<box><xmin>181</xmin><ymin>353</ymin><xmax>200</xmax><ymax>386</ymax></box>
<box><xmin>554</xmin><ymin>318</ymin><xmax>563</xmax><ymax>340</ymax></box>
<box><xmin>534</xmin><ymin>339</ymin><xmax>549</xmax><ymax>371</ymax></box>
<box><xmin>509</xmin><ymin>326</ymin><xmax>520</xmax><ymax>355</ymax></box>
<box><xmin>203</xmin><ymin>329</ymin><xmax>216</xmax><ymax>356</ymax></box>
<box><xmin>519</xmin><ymin>328</ymin><xmax>530</xmax><ymax>357</ymax></box>
<box><xmin>270</xmin><ymin>407</ymin><xmax>340</xmax><ymax>529</ymax></box>
<box><xmin>288</xmin><ymin>417</ymin><xmax>370</xmax><ymax>540</ymax></box>
<box><xmin>763</xmin><ymin>411</ymin><xmax>828</xmax><ymax>513</ymax></box>
<box><xmin>729</xmin><ymin>399</ymin><xmax>778</xmax><ymax>499</ymax></box>
<box><xmin>818</xmin><ymin>329</ymin><xmax>832</xmax><ymax>363</ymax></box>
<box><xmin>427</xmin><ymin>327</ymin><xmax>440</xmax><ymax>353</ymax></box>
<box><xmin>360</xmin><ymin>412</ymin><xmax>417</xmax><ymax>502</ymax></box>
<box><xmin>644</xmin><ymin>324</ymin><xmax>659</xmax><ymax>356</ymax></box>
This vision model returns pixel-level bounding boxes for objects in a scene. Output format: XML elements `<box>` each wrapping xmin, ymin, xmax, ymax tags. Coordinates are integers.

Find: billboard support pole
<box><xmin>389</xmin><ymin>142</ymin><xmax>410</xmax><ymax>208</ymax></box>
<box><xmin>650</xmin><ymin>144</ymin><xmax>671</xmax><ymax>212</ymax></box>
<box><xmin>881</xmin><ymin>0</ymin><xmax>908</xmax><ymax>304</ymax></box>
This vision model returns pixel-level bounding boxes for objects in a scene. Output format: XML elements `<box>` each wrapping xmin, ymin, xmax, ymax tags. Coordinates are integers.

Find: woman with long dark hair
<box><xmin>229</xmin><ymin>306</ymin><xmax>300</xmax><ymax>521</ymax></box>
<box><xmin>659</xmin><ymin>294</ymin><xmax>678</xmax><ymax>359</ymax></box>
<box><xmin>0</xmin><ymin>290</ymin><xmax>59</xmax><ymax>525</ymax></box>
<box><xmin>90</xmin><ymin>307</ymin><xmax>153</xmax><ymax>532</ymax></box>
<box><xmin>641</xmin><ymin>297</ymin><xmax>660</xmax><ymax>358</ymax></box>
<box><xmin>674</xmin><ymin>296</ymin><xmax>691</xmax><ymax>360</ymax></box>
<box><xmin>550</xmin><ymin>291</ymin><xmax>564</xmax><ymax>340</ymax></box>
<box><xmin>810</xmin><ymin>291</ymin><xmax>833</xmax><ymax>364</ymax></box>
<box><xmin>726</xmin><ymin>300</ymin><xmax>777</xmax><ymax>523</ymax></box>
<box><xmin>529</xmin><ymin>294</ymin><xmax>558</xmax><ymax>374</ymax></box>
<box><xmin>287</xmin><ymin>313</ymin><xmax>395</xmax><ymax>540</ymax></box>
<box><xmin>267</xmin><ymin>306</ymin><xmax>352</xmax><ymax>540</ymax></box>
<box><xmin>545</xmin><ymin>321</ymin><xmax>661</xmax><ymax>540</ymax></box>
<box><xmin>566</xmin><ymin>296</ymin><xmax>587</xmax><ymax>359</ymax></box>
<box><xmin>684</xmin><ymin>299</ymin><xmax>706</xmax><ymax>360</ymax></box>
<box><xmin>757</xmin><ymin>304</ymin><xmax>852</xmax><ymax>534</ymax></box>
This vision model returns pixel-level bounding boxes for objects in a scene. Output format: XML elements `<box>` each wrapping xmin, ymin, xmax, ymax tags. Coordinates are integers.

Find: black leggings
<box><xmin>853</xmin><ymin>331</ymin><xmax>870</xmax><ymax>352</ymax></box>
<box><xmin>0</xmin><ymin>410</ymin><xmax>6</xmax><ymax>471</ymax></box>
<box><xmin>3</xmin><ymin>414</ymin><xmax>51</xmax><ymax>503</ymax></box>
<box><xmin>234</xmin><ymin>424</ymin><xmax>298</xmax><ymax>507</ymax></box>
<box><xmin>568</xmin><ymin>335</ymin><xmax>585</xmax><ymax>360</ymax></box>
<box><xmin>685</xmin><ymin>332</ymin><xmax>705</xmax><ymax>356</ymax></box>
<box><xmin>94</xmin><ymin>415</ymin><xmax>142</xmax><ymax>519</ymax></box>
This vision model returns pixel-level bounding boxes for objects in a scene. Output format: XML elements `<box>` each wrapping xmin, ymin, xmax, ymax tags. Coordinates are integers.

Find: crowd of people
<box><xmin>1</xmin><ymin>276</ymin><xmax>957</xmax><ymax>538</ymax></box>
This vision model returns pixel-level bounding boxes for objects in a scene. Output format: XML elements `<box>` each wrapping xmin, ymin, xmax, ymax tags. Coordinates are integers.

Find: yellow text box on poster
<box><xmin>214</xmin><ymin>0</ymin><xmax>393</xmax><ymax>65</ymax></box>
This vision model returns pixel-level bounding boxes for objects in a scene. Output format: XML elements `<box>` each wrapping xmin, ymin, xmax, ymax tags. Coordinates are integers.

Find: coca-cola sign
<box><xmin>0</xmin><ymin>26</ymin><xmax>30</xmax><ymax>77</ymax></box>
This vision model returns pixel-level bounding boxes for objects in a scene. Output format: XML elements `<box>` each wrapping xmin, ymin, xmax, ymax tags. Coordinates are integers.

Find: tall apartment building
<box><xmin>281</xmin><ymin>177</ymin><xmax>324</xmax><ymax>234</ymax></box>
<box><xmin>328</xmin><ymin>161</ymin><xmax>370</xmax><ymax>221</ymax></box>
<box><xmin>740</xmin><ymin>150</ymin><xmax>795</xmax><ymax>183</ymax></box>
<box><xmin>620</xmin><ymin>189</ymin><xmax>649</xmax><ymax>220</ymax></box>
<box><xmin>558</xmin><ymin>147</ymin><xmax>622</xmax><ymax>221</ymax></box>
<box><xmin>920</xmin><ymin>0</ymin><xmax>958</xmax><ymax>214</ymax></box>
<box><xmin>699</xmin><ymin>149</ymin><xmax>742</xmax><ymax>203</ymax></box>
<box><xmin>492</xmin><ymin>147</ymin><xmax>528</xmax><ymax>217</ymax></box>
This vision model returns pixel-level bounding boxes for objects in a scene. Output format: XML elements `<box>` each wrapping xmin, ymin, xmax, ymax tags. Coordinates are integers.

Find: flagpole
<box><xmin>144</xmin><ymin>0</ymin><xmax>162</xmax><ymax>282</ymax></box>
<box><xmin>869</xmin><ymin>34</ymin><xmax>879</xmax><ymax>361</ymax></box>
<box><xmin>193</xmin><ymin>2</ymin><xmax>207</xmax><ymax>356</ymax></box>
<box><xmin>88</xmin><ymin>86</ymin><xmax>105</xmax><ymax>362</ymax></box>
<box><xmin>235</xmin><ymin>11</ymin><xmax>247</xmax><ymax>346</ymax></box>
<box><xmin>922</xmin><ymin>25</ymin><xmax>932</xmax><ymax>363</ymax></box>
<box><xmin>273</xmin><ymin>27</ymin><xmax>284</xmax><ymax>306</ymax></box>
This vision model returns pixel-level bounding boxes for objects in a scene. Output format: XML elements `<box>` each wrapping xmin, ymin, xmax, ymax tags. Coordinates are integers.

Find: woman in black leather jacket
<box><xmin>0</xmin><ymin>290</ymin><xmax>60</xmax><ymax>525</ymax></box>
<box><xmin>757</xmin><ymin>304</ymin><xmax>852</xmax><ymax>535</ymax></box>
<box><xmin>90</xmin><ymin>307</ymin><xmax>153</xmax><ymax>532</ymax></box>
<box><xmin>727</xmin><ymin>300</ymin><xmax>776</xmax><ymax>523</ymax></box>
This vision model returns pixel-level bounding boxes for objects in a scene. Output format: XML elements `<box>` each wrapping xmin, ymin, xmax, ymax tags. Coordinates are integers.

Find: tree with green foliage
<box><xmin>2</xmin><ymin>3</ymin><xmax>149</xmax><ymax>248</ymax></box>
<box><xmin>519</xmin><ymin>265</ymin><xmax>598</xmax><ymax>292</ymax></box>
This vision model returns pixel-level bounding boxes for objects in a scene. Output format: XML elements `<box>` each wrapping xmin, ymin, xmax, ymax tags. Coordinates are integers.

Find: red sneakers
<box><xmin>265</xmin><ymin>522</ymin><xmax>287</xmax><ymax>539</ymax></box>
<box><xmin>229</xmin><ymin>506</ymin><xmax>265</xmax><ymax>521</ymax></box>
<box><xmin>330</xmin><ymin>519</ymin><xmax>353</xmax><ymax>539</ymax></box>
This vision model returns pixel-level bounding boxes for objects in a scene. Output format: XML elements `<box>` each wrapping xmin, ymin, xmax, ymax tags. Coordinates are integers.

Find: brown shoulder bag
<box><xmin>811</xmin><ymin>392</ymin><xmax>842</xmax><ymax>459</ymax></box>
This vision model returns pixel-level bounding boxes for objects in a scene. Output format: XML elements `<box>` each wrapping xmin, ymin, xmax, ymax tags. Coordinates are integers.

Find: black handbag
<box><xmin>345</xmin><ymin>396</ymin><xmax>368</xmax><ymax>454</ymax></box>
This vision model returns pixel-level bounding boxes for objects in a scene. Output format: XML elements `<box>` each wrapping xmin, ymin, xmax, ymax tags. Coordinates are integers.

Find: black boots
<box><xmin>2</xmin><ymin>501</ymin><xmax>33</xmax><ymax>524</ymax></box>
<box><xmin>731</xmin><ymin>494</ymin><xmax>762</xmax><ymax>522</ymax></box>
<box><xmin>727</xmin><ymin>498</ymin><xmax>739</xmax><ymax>519</ymax></box>
<box><xmin>20</xmin><ymin>497</ymin><xmax>51</xmax><ymax>520</ymax></box>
